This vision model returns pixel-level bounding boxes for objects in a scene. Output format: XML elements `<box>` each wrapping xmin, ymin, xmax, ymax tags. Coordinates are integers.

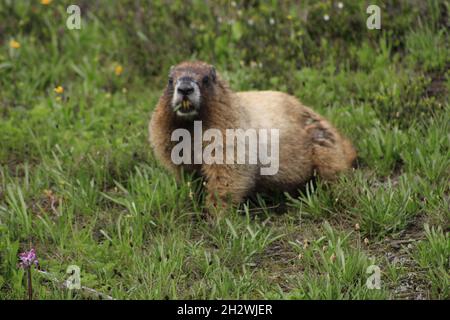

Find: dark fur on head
<box><xmin>162</xmin><ymin>61</ymin><xmax>231</xmax><ymax>123</ymax></box>
<box><xmin>167</xmin><ymin>60</ymin><xmax>216</xmax><ymax>91</ymax></box>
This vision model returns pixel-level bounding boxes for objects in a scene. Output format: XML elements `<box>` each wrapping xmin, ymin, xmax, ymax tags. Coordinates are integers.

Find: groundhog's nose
<box><xmin>177</xmin><ymin>82</ymin><xmax>194</xmax><ymax>96</ymax></box>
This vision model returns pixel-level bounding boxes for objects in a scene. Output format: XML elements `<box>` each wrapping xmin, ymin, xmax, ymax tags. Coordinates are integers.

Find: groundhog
<box><xmin>149</xmin><ymin>61</ymin><xmax>356</xmax><ymax>209</ymax></box>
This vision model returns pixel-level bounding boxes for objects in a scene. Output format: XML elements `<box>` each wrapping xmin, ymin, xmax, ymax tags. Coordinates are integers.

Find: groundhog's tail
<box><xmin>306</xmin><ymin>119</ymin><xmax>357</xmax><ymax>180</ymax></box>
<box><xmin>342</xmin><ymin>137</ymin><xmax>357</xmax><ymax>169</ymax></box>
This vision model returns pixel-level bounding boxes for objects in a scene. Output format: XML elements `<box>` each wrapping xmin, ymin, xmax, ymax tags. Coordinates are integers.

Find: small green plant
<box><xmin>413</xmin><ymin>225</ymin><xmax>449</xmax><ymax>299</ymax></box>
<box><xmin>351</xmin><ymin>175</ymin><xmax>420</xmax><ymax>238</ymax></box>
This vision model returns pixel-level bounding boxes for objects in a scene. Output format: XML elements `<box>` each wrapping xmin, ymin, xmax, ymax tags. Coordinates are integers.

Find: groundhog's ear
<box><xmin>211</xmin><ymin>66</ymin><xmax>216</xmax><ymax>82</ymax></box>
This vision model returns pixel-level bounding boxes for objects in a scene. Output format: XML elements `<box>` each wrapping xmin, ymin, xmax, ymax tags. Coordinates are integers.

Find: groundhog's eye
<box><xmin>202</xmin><ymin>76</ymin><xmax>209</xmax><ymax>85</ymax></box>
<box><xmin>168</xmin><ymin>77</ymin><xmax>174</xmax><ymax>86</ymax></box>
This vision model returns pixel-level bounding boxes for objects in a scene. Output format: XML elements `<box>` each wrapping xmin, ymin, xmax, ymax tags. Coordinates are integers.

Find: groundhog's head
<box><xmin>166</xmin><ymin>61</ymin><xmax>217</xmax><ymax>119</ymax></box>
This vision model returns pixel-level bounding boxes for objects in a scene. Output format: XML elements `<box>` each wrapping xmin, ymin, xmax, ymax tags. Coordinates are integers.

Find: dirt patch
<box><xmin>426</xmin><ymin>70</ymin><xmax>448</xmax><ymax>100</ymax></box>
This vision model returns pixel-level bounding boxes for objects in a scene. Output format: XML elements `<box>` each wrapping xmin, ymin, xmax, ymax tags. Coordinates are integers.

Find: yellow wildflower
<box><xmin>9</xmin><ymin>40</ymin><xmax>20</xmax><ymax>49</ymax></box>
<box><xmin>41</xmin><ymin>0</ymin><xmax>52</xmax><ymax>5</ymax></box>
<box><xmin>54</xmin><ymin>86</ymin><xmax>64</xmax><ymax>94</ymax></box>
<box><xmin>114</xmin><ymin>65</ymin><xmax>123</xmax><ymax>76</ymax></box>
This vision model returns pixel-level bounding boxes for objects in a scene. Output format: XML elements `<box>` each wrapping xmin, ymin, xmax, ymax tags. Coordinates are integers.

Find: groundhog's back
<box><xmin>234</xmin><ymin>90</ymin><xmax>356</xmax><ymax>190</ymax></box>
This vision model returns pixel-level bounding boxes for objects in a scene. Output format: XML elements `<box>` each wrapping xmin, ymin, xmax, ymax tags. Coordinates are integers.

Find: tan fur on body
<box><xmin>149</xmin><ymin>61</ymin><xmax>356</xmax><ymax>209</ymax></box>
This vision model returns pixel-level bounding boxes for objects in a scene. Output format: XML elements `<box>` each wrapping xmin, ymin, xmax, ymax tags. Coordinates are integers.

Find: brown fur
<box><xmin>149</xmin><ymin>61</ymin><xmax>356</xmax><ymax>208</ymax></box>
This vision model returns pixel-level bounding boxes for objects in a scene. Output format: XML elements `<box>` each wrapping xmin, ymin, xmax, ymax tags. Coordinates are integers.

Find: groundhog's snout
<box><xmin>171</xmin><ymin>77</ymin><xmax>201</xmax><ymax>118</ymax></box>
<box><xmin>177</xmin><ymin>80</ymin><xmax>194</xmax><ymax>96</ymax></box>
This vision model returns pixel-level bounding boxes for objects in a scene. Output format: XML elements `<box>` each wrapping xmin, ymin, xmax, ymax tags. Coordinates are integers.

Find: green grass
<box><xmin>0</xmin><ymin>0</ymin><xmax>449</xmax><ymax>300</ymax></box>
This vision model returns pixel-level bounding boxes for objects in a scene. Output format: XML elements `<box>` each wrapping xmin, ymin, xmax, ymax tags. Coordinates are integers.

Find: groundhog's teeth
<box><xmin>182</xmin><ymin>100</ymin><xmax>191</xmax><ymax>109</ymax></box>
